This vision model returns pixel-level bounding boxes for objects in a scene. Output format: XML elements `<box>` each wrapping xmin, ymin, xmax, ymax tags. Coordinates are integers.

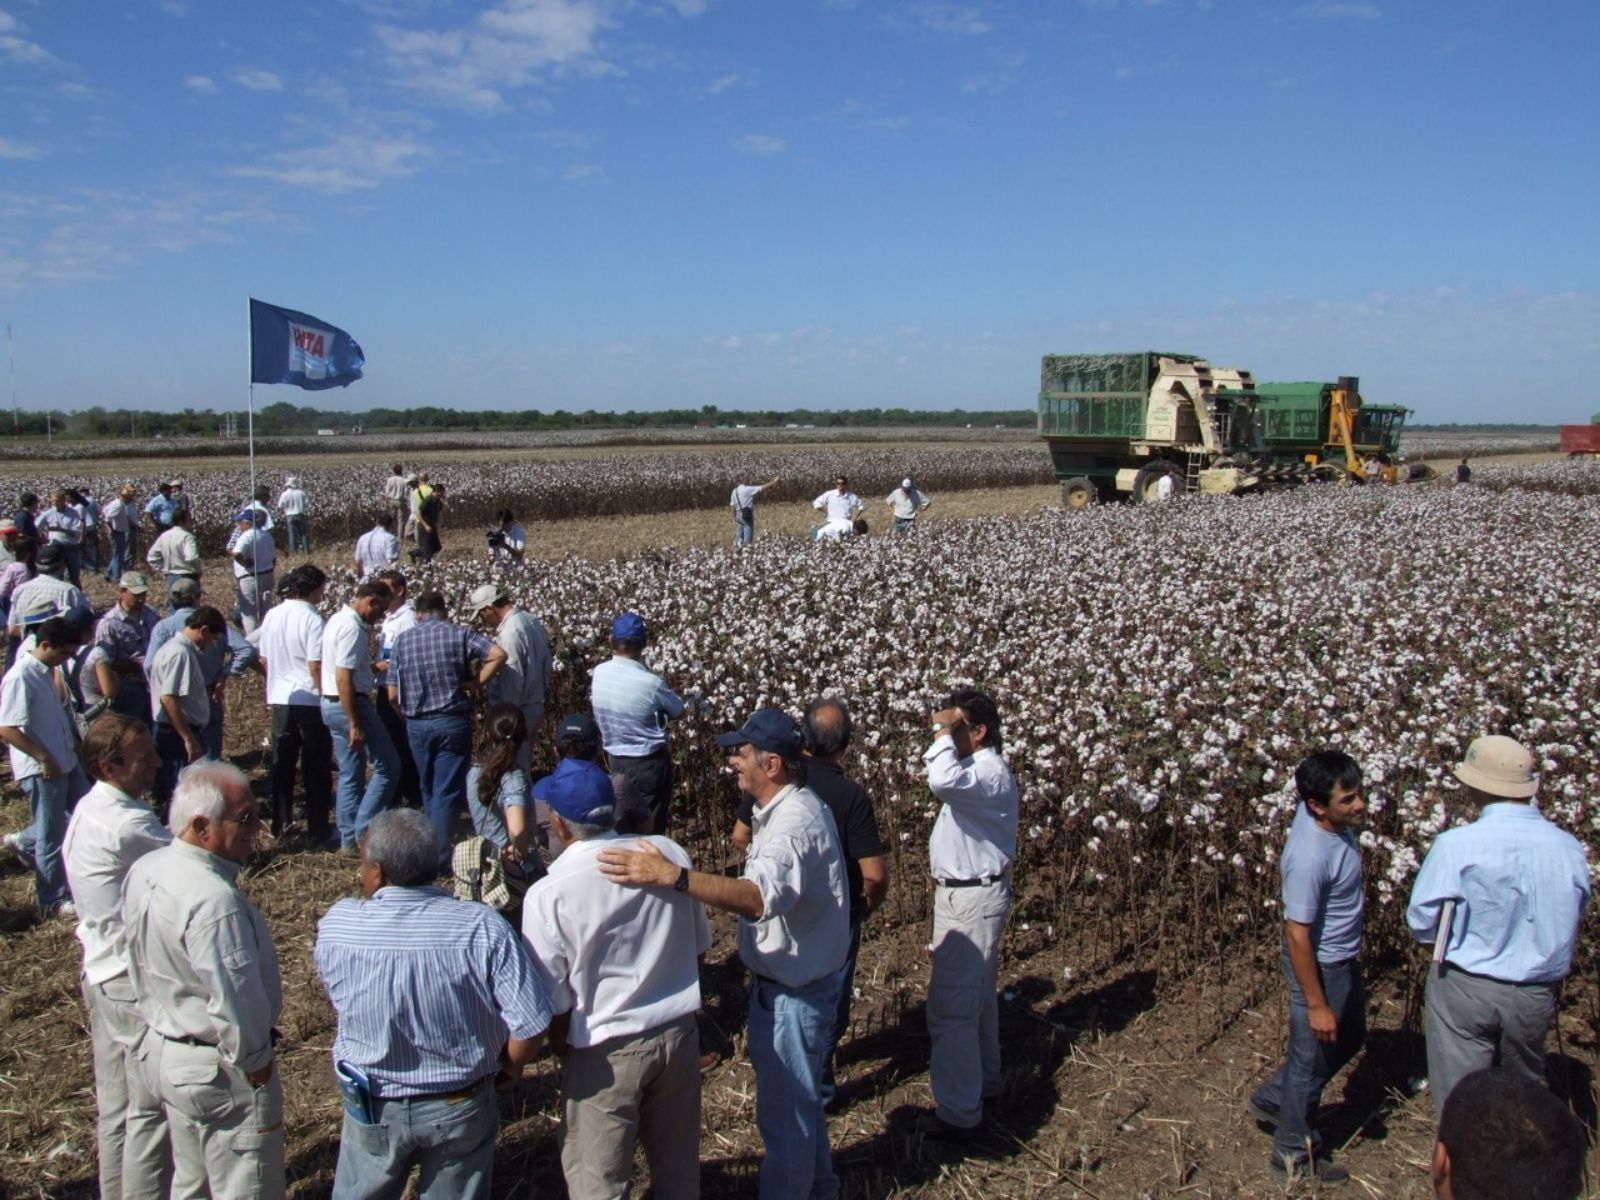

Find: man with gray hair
<box><xmin>315</xmin><ymin>809</ymin><xmax>552</xmax><ymax>1198</ymax></box>
<box><xmin>524</xmin><ymin>759</ymin><xmax>710</xmax><ymax>1200</ymax></box>
<box><xmin>473</xmin><ymin>583</ymin><xmax>552</xmax><ymax>771</ymax></box>
<box><xmin>123</xmin><ymin>760</ymin><xmax>283</xmax><ymax>1199</ymax></box>
<box><xmin>600</xmin><ymin>708</ymin><xmax>848</xmax><ymax>1200</ymax></box>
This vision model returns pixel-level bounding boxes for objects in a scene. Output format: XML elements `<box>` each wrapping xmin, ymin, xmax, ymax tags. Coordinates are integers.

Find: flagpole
<box><xmin>246</xmin><ymin>296</ymin><xmax>257</xmax><ymax>503</ymax></box>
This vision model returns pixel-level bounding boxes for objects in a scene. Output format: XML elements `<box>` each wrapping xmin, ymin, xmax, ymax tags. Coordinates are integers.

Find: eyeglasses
<box><xmin>220</xmin><ymin>808</ymin><xmax>262</xmax><ymax>827</ymax></box>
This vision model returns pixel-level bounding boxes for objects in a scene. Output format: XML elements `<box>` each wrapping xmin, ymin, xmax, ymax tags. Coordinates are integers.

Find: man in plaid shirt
<box><xmin>387</xmin><ymin>591</ymin><xmax>506</xmax><ymax>871</ymax></box>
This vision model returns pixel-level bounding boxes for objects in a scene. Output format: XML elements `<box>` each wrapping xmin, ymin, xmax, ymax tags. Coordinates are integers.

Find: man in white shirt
<box><xmin>257</xmin><ymin>565</ymin><xmax>332</xmax><ymax>844</ymax></box>
<box><xmin>62</xmin><ymin>714</ymin><xmax>172</xmax><ymax>1199</ymax></box>
<box><xmin>276</xmin><ymin>476</ymin><xmax>310</xmax><ymax>555</ymax></box>
<box><xmin>524</xmin><ymin>760</ymin><xmax>709</xmax><ymax>1200</ymax></box>
<box><xmin>147</xmin><ymin>606</ymin><xmax>227</xmax><ymax>813</ymax></box>
<box><xmin>920</xmin><ymin>687</ymin><xmax>1019</xmax><ymax>1139</ymax></box>
<box><xmin>354</xmin><ymin>514</ymin><xmax>400</xmax><ymax>578</ymax></box>
<box><xmin>885</xmin><ymin>477</ymin><xmax>931</xmax><ymax>534</ymax></box>
<box><xmin>812</xmin><ymin>474</ymin><xmax>863</xmax><ymax>526</ymax></box>
<box><xmin>101</xmin><ymin>484</ymin><xmax>138</xmax><ymax>583</ymax></box>
<box><xmin>600</xmin><ymin>708</ymin><xmax>848</xmax><ymax>1200</ymax></box>
<box><xmin>38</xmin><ymin>488</ymin><xmax>86</xmax><ymax>587</ymax></box>
<box><xmin>730</xmin><ymin>472</ymin><xmax>780</xmax><ymax>547</ymax></box>
<box><xmin>323</xmin><ymin>579</ymin><xmax>400</xmax><ymax>849</ymax></box>
<box><xmin>124</xmin><ymin>760</ymin><xmax>284</xmax><ymax>1200</ymax></box>
<box><xmin>383</xmin><ymin>463</ymin><xmax>410</xmax><ymax>536</ymax></box>
<box><xmin>488</xmin><ymin>508</ymin><xmax>528</xmax><ymax>563</ymax></box>
<box><xmin>230</xmin><ymin>509</ymin><xmax>276</xmax><ymax>636</ymax></box>
<box><xmin>590</xmin><ymin>612</ymin><xmax>685</xmax><ymax>836</ymax></box>
<box><xmin>145</xmin><ymin>509</ymin><xmax>201</xmax><ymax>612</ymax></box>
<box><xmin>473</xmin><ymin>583</ymin><xmax>552</xmax><ymax>770</ymax></box>
<box><xmin>0</xmin><ymin>616</ymin><xmax>94</xmax><ymax>914</ymax></box>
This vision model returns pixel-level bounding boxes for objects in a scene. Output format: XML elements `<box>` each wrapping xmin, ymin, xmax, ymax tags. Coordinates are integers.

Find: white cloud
<box><xmin>234</xmin><ymin>68</ymin><xmax>284</xmax><ymax>91</ymax></box>
<box><xmin>1299</xmin><ymin>2</ymin><xmax>1380</xmax><ymax>18</ymax></box>
<box><xmin>560</xmin><ymin>162</ymin><xmax>607</xmax><ymax>183</ymax></box>
<box><xmin>898</xmin><ymin>3</ymin><xmax>991</xmax><ymax>35</ymax></box>
<box><xmin>659</xmin><ymin>0</ymin><xmax>708</xmax><ymax>14</ymax></box>
<box><xmin>227</xmin><ymin>133</ymin><xmax>426</xmax><ymax>193</ymax></box>
<box><xmin>0</xmin><ymin>137</ymin><xmax>38</xmax><ymax>160</ymax></box>
<box><xmin>57</xmin><ymin>81</ymin><xmax>93</xmax><ymax>99</ymax></box>
<box><xmin>184</xmin><ymin>74</ymin><xmax>218</xmax><ymax>95</ymax></box>
<box><xmin>0</xmin><ymin>10</ymin><xmax>57</xmax><ymax>64</ymax></box>
<box><xmin>705</xmin><ymin>71</ymin><xmax>746</xmax><ymax>95</ymax></box>
<box><xmin>963</xmin><ymin>48</ymin><xmax>1026</xmax><ymax>93</ymax></box>
<box><xmin>376</xmin><ymin>0</ymin><xmax>609</xmax><ymax>111</ymax></box>
<box><xmin>729</xmin><ymin>133</ymin><xmax>784</xmax><ymax>155</ymax></box>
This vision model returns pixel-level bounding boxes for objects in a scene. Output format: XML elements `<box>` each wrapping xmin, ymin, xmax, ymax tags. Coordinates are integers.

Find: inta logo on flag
<box><xmin>250</xmin><ymin>298</ymin><xmax>365</xmax><ymax>391</ymax></box>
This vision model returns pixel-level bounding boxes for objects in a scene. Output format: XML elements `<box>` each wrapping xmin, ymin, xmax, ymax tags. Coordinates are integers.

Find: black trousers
<box><xmin>376</xmin><ymin>686</ymin><xmax>422</xmax><ymax>808</ymax></box>
<box><xmin>270</xmin><ymin>703</ymin><xmax>333</xmax><ymax>839</ymax></box>
<box><xmin>610</xmin><ymin>749</ymin><xmax>674</xmax><ymax>837</ymax></box>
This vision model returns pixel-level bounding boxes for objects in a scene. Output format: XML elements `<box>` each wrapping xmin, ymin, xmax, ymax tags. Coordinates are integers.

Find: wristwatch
<box><xmin>673</xmin><ymin>867</ymin><xmax>691</xmax><ymax>893</ymax></box>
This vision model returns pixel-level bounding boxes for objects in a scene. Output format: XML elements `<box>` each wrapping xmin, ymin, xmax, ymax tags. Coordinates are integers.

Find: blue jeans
<box><xmin>107</xmin><ymin>530</ymin><xmax>128</xmax><ymax>581</ymax></box>
<box><xmin>152</xmin><ymin>724</ymin><xmax>195</xmax><ymax>814</ymax></box>
<box><xmin>332</xmin><ymin>1079</ymin><xmax>497</xmax><ymax>1200</ymax></box>
<box><xmin>63</xmin><ymin>544</ymin><xmax>83</xmax><ymax>588</ymax></box>
<box><xmin>818</xmin><ymin>916</ymin><xmax>863</xmax><ymax>1108</ymax></box>
<box><xmin>406</xmin><ymin>713</ymin><xmax>473</xmax><ymax>871</ymax></box>
<box><xmin>747</xmin><ymin>973</ymin><xmax>840</xmax><ymax>1200</ymax></box>
<box><xmin>1251</xmin><ymin>952</ymin><xmax>1367</xmax><ymax>1165</ymax></box>
<box><xmin>286</xmin><ymin>515</ymin><xmax>311</xmax><ymax>554</ymax></box>
<box><xmin>324</xmin><ymin>696</ymin><xmax>400</xmax><ymax>848</ymax></box>
<box><xmin>18</xmin><ymin>767</ymin><xmax>91</xmax><ymax>911</ymax></box>
<box><xmin>734</xmin><ymin>510</ymin><xmax>755</xmax><ymax>546</ymax></box>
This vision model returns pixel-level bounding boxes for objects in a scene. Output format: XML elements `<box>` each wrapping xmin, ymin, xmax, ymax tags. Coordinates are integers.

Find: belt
<box><xmin>160</xmin><ymin>1032</ymin><xmax>217</xmax><ymax>1048</ymax></box>
<box><xmin>323</xmin><ymin>694</ymin><xmax>369</xmax><ymax>702</ymax></box>
<box><xmin>934</xmin><ymin>873</ymin><xmax>1007</xmax><ymax>888</ymax></box>
<box><xmin>379</xmin><ymin>1078</ymin><xmax>487</xmax><ymax>1104</ymax></box>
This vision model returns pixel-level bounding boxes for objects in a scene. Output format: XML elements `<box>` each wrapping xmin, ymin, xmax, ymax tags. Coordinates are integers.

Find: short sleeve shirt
<box><xmin>0</xmin><ymin>652</ymin><xmax>78</xmax><ymax>780</ymax></box>
<box><xmin>731</xmin><ymin>484</ymin><xmax>762</xmax><ymax>510</ymax></box>
<box><xmin>258</xmin><ymin>599</ymin><xmax>325</xmax><ymax>705</ymax></box>
<box><xmin>1280</xmin><ymin>802</ymin><xmax>1365</xmax><ymax>962</ymax></box>
<box><xmin>321</xmin><ymin>607</ymin><xmax>375</xmax><ymax>697</ymax></box>
<box><xmin>738</xmin><ymin>759</ymin><xmax>884</xmax><ymax>918</ymax></box>
<box><xmin>147</xmin><ymin>636</ymin><xmax>209</xmax><ymax>729</ymax></box>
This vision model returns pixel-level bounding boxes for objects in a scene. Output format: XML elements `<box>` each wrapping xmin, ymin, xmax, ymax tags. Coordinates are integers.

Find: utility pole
<box><xmin>6</xmin><ymin>322</ymin><xmax>14</xmax><ymax>441</ymax></box>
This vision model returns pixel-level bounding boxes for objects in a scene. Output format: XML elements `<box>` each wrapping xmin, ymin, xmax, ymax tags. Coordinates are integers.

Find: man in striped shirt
<box><xmin>590</xmin><ymin>612</ymin><xmax>684</xmax><ymax>837</ymax></box>
<box><xmin>315</xmin><ymin>809</ymin><xmax>551</xmax><ymax>1199</ymax></box>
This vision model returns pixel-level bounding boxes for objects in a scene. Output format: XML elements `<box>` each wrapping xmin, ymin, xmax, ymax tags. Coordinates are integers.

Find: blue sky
<box><xmin>1</xmin><ymin>0</ymin><xmax>1596</xmax><ymax>421</ymax></box>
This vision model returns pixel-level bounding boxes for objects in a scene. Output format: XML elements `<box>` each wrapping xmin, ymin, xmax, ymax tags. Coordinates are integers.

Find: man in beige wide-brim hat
<box><xmin>1406</xmin><ymin>735</ymin><xmax>1592</xmax><ymax>1117</ymax></box>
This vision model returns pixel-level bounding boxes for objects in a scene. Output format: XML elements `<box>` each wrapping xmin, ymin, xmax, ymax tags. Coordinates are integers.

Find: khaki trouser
<box><xmin>83</xmin><ymin>973</ymin><xmax>170</xmax><ymax>1200</ymax></box>
<box><xmin>235</xmin><ymin>572</ymin><xmax>275</xmax><ymax>637</ymax></box>
<box><xmin>140</xmin><ymin>1034</ymin><xmax>285</xmax><ymax>1200</ymax></box>
<box><xmin>560</xmin><ymin>1014</ymin><xmax>700</xmax><ymax>1200</ymax></box>
<box><xmin>927</xmin><ymin>879</ymin><xmax>1009</xmax><ymax>1128</ymax></box>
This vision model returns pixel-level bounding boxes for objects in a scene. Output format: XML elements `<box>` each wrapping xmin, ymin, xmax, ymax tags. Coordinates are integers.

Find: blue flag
<box><xmin>249</xmin><ymin>299</ymin><xmax>365</xmax><ymax>390</ymax></box>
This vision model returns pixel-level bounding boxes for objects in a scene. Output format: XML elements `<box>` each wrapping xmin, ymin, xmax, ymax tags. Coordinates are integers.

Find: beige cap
<box><xmin>118</xmin><ymin>571</ymin><xmax>150</xmax><ymax>594</ymax></box>
<box><xmin>1453</xmin><ymin>735</ymin><xmax>1538</xmax><ymax>799</ymax></box>
<box><xmin>468</xmin><ymin>583</ymin><xmax>507</xmax><ymax>612</ymax></box>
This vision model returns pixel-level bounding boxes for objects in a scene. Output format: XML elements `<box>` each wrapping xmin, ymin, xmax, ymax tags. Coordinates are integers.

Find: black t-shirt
<box><xmin>418</xmin><ymin>495</ymin><xmax>443</xmax><ymax>526</ymax></box>
<box><xmin>737</xmin><ymin>757</ymin><xmax>885</xmax><ymax>918</ymax></box>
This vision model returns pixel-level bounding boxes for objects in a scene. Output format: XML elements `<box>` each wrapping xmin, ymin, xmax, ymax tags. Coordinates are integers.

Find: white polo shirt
<box><xmin>63</xmin><ymin>781</ymin><xmax>172</xmax><ymax>985</ymax></box>
<box><xmin>232</xmin><ymin>526</ymin><xmax>276</xmax><ymax>579</ymax></box>
<box><xmin>258</xmin><ymin>598</ymin><xmax>325</xmax><ymax>706</ymax></box>
<box><xmin>522</xmin><ymin>832</ymin><xmax>710</xmax><ymax>1049</ymax></box>
<box><xmin>321</xmin><ymin>605</ymin><xmax>375</xmax><ymax>697</ymax></box>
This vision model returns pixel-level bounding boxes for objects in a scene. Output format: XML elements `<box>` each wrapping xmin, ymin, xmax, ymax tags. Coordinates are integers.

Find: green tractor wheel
<box><xmin>1061</xmin><ymin>477</ymin><xmax>1096</xmax><ymax>510</ymax></box>
<box><xmin>1132</xmin><ymin>461</ymin><xmax>1184</xmax><ymax>503</ymax></box>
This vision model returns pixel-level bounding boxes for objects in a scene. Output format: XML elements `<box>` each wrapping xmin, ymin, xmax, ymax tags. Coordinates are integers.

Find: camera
<box><xmin>485</xmin><ymin>529</ymin><xmax>507</xmax><ymax>548</ymax></box>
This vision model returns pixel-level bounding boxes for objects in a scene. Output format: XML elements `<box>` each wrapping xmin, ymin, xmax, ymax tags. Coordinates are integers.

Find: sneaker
<box><xmin>53</xmin><ymin>900</ymin><xmax>77</xmax><ymax>919</ymax></box>
<box><xmin>2</xmin><ymin>832</ymin><xmax>33</xmax><ymax>870</ymax></box>
<box><xmin>1270</xmin><ymin>1154</ymin><xmax>1349</xmax><ymax>1184</ymax></box>
<box><xmin>1246</xmin><ymin>1097</ymin><xmax>1279</xmax><ymax>1130</ymax></box>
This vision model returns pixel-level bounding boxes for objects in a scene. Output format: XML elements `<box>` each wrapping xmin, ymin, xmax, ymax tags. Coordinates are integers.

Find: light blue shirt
<box><xmin>1407</xmin><ymin>803</ymin><xmax>1591</xmax><ymax>984</ymax></box>
<box><xmin>314</xmin><ymin>885</ymin><xmax>552</xmax><ymax>1097</ymax></box>
<box><xmin>465</xmin><ymin>765</ymin><xmax>529</xmax><ymax>851</ymax></box>
<box><xmin>1280</xmin><ymin>802</ymin><xmax>1365</xmax><ymax>963</ymax></box>
<box><xmin>590</xmin><ymin>656</ymin><xmax>684</xmax><ymax>757</ymax></box>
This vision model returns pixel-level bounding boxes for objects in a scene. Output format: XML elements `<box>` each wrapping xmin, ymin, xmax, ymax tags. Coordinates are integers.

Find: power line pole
<box><xmin>6</xmin><ymin>322</ymin><xmax>14</xmax><ymax>441</ymax></box>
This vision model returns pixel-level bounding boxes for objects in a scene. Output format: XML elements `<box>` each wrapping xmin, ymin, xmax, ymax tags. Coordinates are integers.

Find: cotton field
<box><xmin>312</xmin><ymin>460</ymin><xmax>1600</xmax><ymax>978</ymax></box>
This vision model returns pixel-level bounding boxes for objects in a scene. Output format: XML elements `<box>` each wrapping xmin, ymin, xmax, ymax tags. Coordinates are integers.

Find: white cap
<box><xmin>902</xmin><ymin>477</ymin><xmax>913</xmax><ymax>489</ymax></box>
<box><xmin>469</xmin><ymin>583</ymin><xmax>508</xmax><ymax>611</ymax></box>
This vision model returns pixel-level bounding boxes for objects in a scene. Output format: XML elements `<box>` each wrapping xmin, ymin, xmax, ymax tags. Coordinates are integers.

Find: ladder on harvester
<box><xmin>1188</xmin><ymin>386</ymin><xmax>1230</xmax><ymax>492</ymax></box>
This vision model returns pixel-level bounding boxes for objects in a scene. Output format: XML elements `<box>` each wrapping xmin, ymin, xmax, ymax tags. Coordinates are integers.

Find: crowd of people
<box><xmin>0</xmin><ymin>465</ymin><xmax>1591</xmax><ymax>1199</ymax></box>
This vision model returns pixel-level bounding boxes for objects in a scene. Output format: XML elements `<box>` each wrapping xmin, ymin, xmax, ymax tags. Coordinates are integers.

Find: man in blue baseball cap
<box><xmin>599</xmin><ymin>707</ymin><xmax>848</xmax><ymax>1200</ymax></box>
<box><xmin>524</xmin><ymin>758</ymin><xmax>710</xmax><ymax>1200</ymax></box>
<box><xmin>589</xmin><ymin>612</ymin><xmax>685</xmax><ymax>837</ymax></box>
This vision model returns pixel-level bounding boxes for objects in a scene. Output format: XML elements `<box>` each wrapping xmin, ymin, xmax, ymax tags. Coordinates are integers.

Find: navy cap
<box><xmin>233</xmin><ymin>507</ymin><xmax>263</xmax><ymax>524</ymax></box>
<box><xmin>532</xmin><ymin>759</ymin><xmax>617</xmax><ymax>825</ymax></box>
<box><xmin>36</xmin><ymin>543</ymin><xmax>65</xmax><ymax>570</ymax></box>
<box><xmin>715</xmin><ymin>708</ymin><xmax>803</xmax><ymax>758</ymax></box>
<box><xmin>611</xmin><ymin>612</ymin><xmax>647</xmax><ymax>643</ymax></box>
<box><xmin>555</xmin><ymin>712</ymin><xmax>600</xmax><ymax>743</ymax></box>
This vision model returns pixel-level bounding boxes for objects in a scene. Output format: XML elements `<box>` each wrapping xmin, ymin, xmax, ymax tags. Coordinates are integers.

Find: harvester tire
<box><xmin>1132</xmin><ymin>461</ymin><xmax>1183</xmax><ymax>504</ymax></box>
<box><xmin>1061</xmin><ymin>477</ymin><xmax>1096</xmax><ymax>510</ymax></box>
<box><xmin>1312</xmin><ymin>462</ymin><xmax>1353</xmax><ymax>486</ymax></box>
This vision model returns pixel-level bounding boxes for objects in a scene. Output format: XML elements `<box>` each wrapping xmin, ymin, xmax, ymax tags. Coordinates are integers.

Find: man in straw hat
<box><xmin>1407</xmin><ymin>735</ymin><xmax>1592</xmax><ymax>1116</ymax></box>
